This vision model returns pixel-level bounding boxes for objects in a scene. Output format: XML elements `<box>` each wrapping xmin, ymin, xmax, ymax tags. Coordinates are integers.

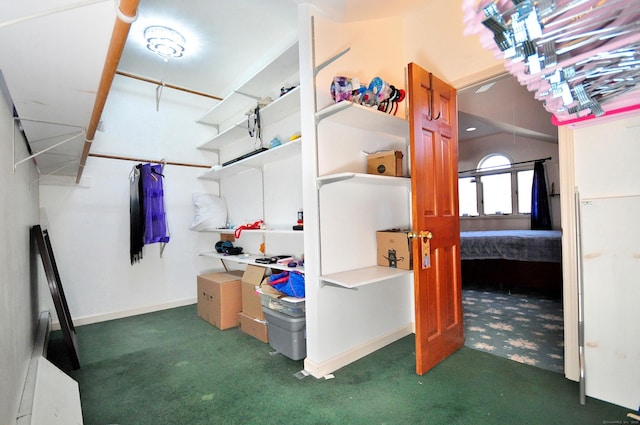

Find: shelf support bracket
<box><xmin>13</xmin><ymin>117</ymin><xmax>85</xmax><ymax>173</ymax></box>
<box><xmin>314</xmin><ymin>47</ymin><xmax>350</xmax><ymax>77</ymax></box>
<box><xmin>319</xmin><ymin>280</ymin><xmax>358</xmax><ymax>290</ymax></box>
<box><xmin>234</xmin><ymin>90</ymin><xmax>262</xmax><ymax>101</ymax></box>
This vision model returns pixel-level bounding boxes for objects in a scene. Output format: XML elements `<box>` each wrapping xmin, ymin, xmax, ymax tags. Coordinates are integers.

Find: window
<box><xmin>458</xmin><ymin>154</ymin><xmax>534</xmax><ymax>217</ymax></box>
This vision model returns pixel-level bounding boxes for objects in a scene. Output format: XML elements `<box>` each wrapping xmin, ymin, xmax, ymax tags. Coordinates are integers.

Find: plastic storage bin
<box><xmin>258</xmin><ymin>292</ymin><xmax>305</xmax><ymax>317</ymax></box>
<box><xmin>262</xmin><ymin>306</ymin><xmax>306</xmax><ymax>360</ymax></box>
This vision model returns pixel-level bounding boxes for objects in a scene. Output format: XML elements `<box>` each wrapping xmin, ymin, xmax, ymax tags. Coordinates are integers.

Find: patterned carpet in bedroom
<box><xmin>463</xmin><ymin>288</ymin><xmax>564</xmax><ymax>373</ymax></box>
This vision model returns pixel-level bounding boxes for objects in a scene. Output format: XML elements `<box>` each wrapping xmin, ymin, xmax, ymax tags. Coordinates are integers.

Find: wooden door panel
<box><xmin>439</xmin><ymin>136</ymin><xmax>456</xmax><ymax>216</ymax></box>
<box><xmin>409</xmin><ymin>63</ymin><xmax>463</xmax><ymax>375</ymax></box>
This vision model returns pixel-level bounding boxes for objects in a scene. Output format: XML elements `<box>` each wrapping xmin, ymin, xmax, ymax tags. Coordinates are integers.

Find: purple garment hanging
<box><xmin>531</xmin><ymin>161</ymin><xmax>551</xmax><ymax>230</ymax></box>
<box><xmin>140</xmin><ymin>163</ymin><xmax>170</xmax><ymax>244</ymax></box>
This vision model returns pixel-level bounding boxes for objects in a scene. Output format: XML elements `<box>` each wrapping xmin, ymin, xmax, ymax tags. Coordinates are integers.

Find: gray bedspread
<box><xmin>460</xmin><ymin>230</ymin><xmax>562</xmax><ymax>263</ymax></box>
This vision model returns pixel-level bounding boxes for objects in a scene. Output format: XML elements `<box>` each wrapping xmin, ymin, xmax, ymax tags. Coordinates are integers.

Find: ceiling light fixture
<box><xmin>475</xmin><ymin>82</ymin><xmax>495</xmax><ymax>94</ymax></box>
<box><xmin>144</xmin><ymin>26</ymin><xmax>186</xmax><ymax>62</ymax></box>
<box><xmin>466</xmin><ymin>127</ymin><xmax>477</xmax><ymax>132</ymax></box>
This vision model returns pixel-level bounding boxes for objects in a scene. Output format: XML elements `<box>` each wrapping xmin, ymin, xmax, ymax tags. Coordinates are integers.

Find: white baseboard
<box><xmin>17</xmin><ymin>311</ymin><xmax>52</xmax><ymax>425</ymax></box>
<box><xmin>50</xmin><ymin>298</ymin><xmax>197</xmax><ymax>330</ymax></box>
<box><xmin>304</xmin><ymin>324</ymin><xmax>414</xmax><ymax>379</ymax></box>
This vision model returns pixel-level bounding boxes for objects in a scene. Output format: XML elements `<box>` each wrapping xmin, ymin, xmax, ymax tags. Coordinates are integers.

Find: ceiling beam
<box><xmin>75</xmin><ymin>0</ymin><xmax>140</xmax><ymax>183</ymax></box>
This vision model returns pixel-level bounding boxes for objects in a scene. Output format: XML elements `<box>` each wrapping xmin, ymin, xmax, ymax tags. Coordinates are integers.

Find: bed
<box><xmin>460</xmin><ymin>230</ymin><xmax>562</xmax><ymax>297</ymax></box>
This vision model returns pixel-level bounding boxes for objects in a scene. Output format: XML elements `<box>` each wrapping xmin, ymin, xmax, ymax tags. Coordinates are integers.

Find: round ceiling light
<box><xmin>144</xmin><ymin>26</ymin><xmax>186</xmax><ymax>61</ymax></box>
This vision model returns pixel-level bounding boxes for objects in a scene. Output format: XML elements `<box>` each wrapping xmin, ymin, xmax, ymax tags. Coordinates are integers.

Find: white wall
<box><xmin>404</xmin><ymin>0</ymin><xmax>502</xmax><ymax>85</ymax></box>
<box><xmin>0</xmin><ymin>86</ymin><xmax>41</xmax><ymax>424</ymax></box>
<box><xmin>459</xmin><ymin>133</ymin><xmax>560</xmax><ymax>231</ymax></box>
<box><xmin>38</xmin><ymin>77</ymin><xmax>225</xmax><ymax>325</ymax></box>
<box><xmin>38</xmin><ymin>158</ymin><xmax>221</xmax><ymax>323</ymax></box>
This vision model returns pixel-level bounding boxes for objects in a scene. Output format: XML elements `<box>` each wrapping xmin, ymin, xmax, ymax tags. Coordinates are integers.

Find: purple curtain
<box><xmin>140</xmin><ymin>163</ymin><xmax>170</xmax><ymax>244</ymax></box>
<box><xmin>531</xmin><ymin>160</ymin><xmax>551</xmax><ymax>230</ymax></box>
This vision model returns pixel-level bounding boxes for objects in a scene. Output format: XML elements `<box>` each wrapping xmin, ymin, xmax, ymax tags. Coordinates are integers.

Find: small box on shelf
<box><xmin>367</xmin><ymin>150</ymin><xmax>403</xmax><ymax>177</ymax></box>
<box><xmin>376</xmin><ymin>229</ymin><xmax>412</xmax><ymax>271</ymax></box>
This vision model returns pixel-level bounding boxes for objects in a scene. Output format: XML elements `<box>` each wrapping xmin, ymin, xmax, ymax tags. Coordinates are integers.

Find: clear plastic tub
<box><xmin>258</xmin><ymin>291</ymin><xmax>305</xmax><ymax>317</ymax></box>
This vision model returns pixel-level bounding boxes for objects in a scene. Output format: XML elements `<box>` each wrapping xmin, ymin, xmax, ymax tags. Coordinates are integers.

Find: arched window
<box><xmin>459</xmin><ymin>154</ymin><xmax>534</xmax><ymax>217</ymax></box>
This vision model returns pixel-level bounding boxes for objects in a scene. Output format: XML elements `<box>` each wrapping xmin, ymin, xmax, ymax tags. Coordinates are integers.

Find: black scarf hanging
<box><xmin>130</xmin><ymin>165</ymin><xmax>145</xmax><ymax>264</ymax></box>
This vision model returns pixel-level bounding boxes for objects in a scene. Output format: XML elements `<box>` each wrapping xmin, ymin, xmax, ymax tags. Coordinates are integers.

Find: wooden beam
<box><xmin>75</xmin><ymin>0</ymin><xmax>140</xmax><ymax>183</ymax></box>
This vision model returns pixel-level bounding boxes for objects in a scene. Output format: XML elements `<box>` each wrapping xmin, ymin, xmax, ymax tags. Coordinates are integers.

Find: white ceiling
<box><xmin>458</xmin><ymin>74</ymin><xmax>557</xmax><ymax>143</ymax></box>
<box><xmin>0</xmin><ymin>0</ymin><xmax>556</xmax><ymax>180</ymax></box>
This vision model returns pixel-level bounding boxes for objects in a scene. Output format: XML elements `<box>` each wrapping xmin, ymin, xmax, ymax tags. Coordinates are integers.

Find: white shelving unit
<box><xmin>199</xmin><ymin>138</ymin><xmax>302</xmax><ymax>181</ymax></box>
<box><xmin>196</xmin><ymin>41</ymin><xmax>304</xmax><ymax>279</ymax></box>
<box><xmin>315</xmin><ymin>100</ymin><xmax>410</xmax><ymax>290</ymax></box>
<box><xmin>197</xmin><ymin>86</ymin><xmax>301</xmax><ymax>151</ymax></box>
<box><xmin>197</xmin><ymin>42</ymin><xmax>300</xmax><ymax>128</ymax></box>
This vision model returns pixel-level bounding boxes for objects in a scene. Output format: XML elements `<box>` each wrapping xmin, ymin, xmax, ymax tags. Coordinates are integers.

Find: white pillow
<box><xmin>190</xmin><ymin>193</ymin><xmax>227</xmax><ymax>231</ymax></box>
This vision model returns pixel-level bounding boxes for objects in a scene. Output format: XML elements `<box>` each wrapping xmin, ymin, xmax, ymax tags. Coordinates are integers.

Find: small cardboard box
<box><xmin>241</xmin><ymin>264</ymin><xmax>267</xmax><ymax>320</ymax></box>
<box><xmin>239</xmin><ymin>311</ymin><xmax>268</xmax><ymax>343</ymax></box>
<box><xmin>197</xmin><ymin>271</ymin><xmax>243</xmax><ymax>330</ymax></box>
<box><xmin>376</xmin><ymin>229</ymin><xmax>412</xmax><ymax>270</ymax></box>
<box><xmin>367</xmin><ymin>150</ymin><xmax>403</xmax><ymax>177</ymax></box>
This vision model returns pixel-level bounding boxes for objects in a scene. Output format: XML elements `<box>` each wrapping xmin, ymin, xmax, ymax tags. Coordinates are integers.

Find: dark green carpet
<box><xmin>48</xmin><ymin>305</ymin><xmax>631</xmax><ymax>425</ymax></box>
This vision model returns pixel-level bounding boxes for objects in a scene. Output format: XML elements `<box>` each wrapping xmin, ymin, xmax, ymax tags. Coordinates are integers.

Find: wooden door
<box><xmin>408</xmin><ymin>63</ymin><xmax>464</xmax><ymax>375</ymax></box>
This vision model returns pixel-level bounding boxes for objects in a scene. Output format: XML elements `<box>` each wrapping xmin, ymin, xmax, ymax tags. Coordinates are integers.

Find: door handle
<box><xmin>420</xmin><ymin>230</ymin><xmax>432</xmax><ymax>269</ymax></box>
<box><xmin>420</xmin><ymin>231</ymin><xmax>432</xmax><ymax>240</ymax></box>
<box><xmin>408</xmin><ymin>231</ymin><xmax>433</xmax><ymax>240</ymax></box>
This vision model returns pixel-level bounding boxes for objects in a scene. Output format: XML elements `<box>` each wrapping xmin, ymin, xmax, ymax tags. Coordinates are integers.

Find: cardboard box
<box><xmin>241</xmin><ymin>265</ymin><xmax>267</xmax><ymax>320</ymax></box>
<box><xmin>376</xmin><ymin>229</ymin><xmax>412</xmax><ymax>270</ymax></box>
<box><xmin>239</xmin><ymin>311</ymin><xmax>268</xmax><ymax>343</ymax></box>
<box><xmin>367</xmin><ymin>150</ymin><xmax>403</xmax><ymax>177</ymax></box>
<box><xmin>197</xmin><ymin>271</ymin><xmax>243</xmax><ymax>330</ymax></box>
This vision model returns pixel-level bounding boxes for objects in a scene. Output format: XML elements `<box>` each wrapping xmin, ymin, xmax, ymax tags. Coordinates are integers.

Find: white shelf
<box><xmin>198</xmin><ymin>123</ymin><xmax>247</xmax><ymax>150</ymax></box>
<box><xmin>198</xmin><ymin>227</ymin><xmax>303</xmax><ymax>235</ymax></box>
<box><xmin>198</xmin><ymin>138</ymin><xmax>302</xmax><ymax>180</ymax></box>
<box><xmin>316</xmin><ymin>101</ymin><xmax>409</xmax><ymax>139</ymax></box>
<box><xmin>198</xmin><ymin>87</ymin><xmax>301</xmax><ymax>151</ymax></box>
<box><xmin>319</xmin><ymin>266</ymin><xmax>412</xmax><ymax>289</ymax></box>
<box><xmin>200</xmin><ymin>251</ymin><xmax>304</xmax><ymax>273</ymax></box>
<box><xmin>317</xmin><ymin>172</ymin><xmax>410</xmax><ymax>188</ymax></box>
<box><xmin>197</xmin><ymin>42</ymin><xmax>299</xmax><ymax>127</ymax></box>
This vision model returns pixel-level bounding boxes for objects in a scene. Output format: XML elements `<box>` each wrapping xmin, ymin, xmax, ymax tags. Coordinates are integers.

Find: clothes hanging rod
<box><xmin>88</xmin><ymin>152</ymin><xmax>210</xmax><ymax>169</ymax></box>
<box><xmin>115</xmin><ymin>70</ymin><xmax>223</xmax><ymax>101</ymax></box>
<box><xmin>458</xmin><ymin>156</ymin><xmax>552</xmax><ymax>175</ymax></box>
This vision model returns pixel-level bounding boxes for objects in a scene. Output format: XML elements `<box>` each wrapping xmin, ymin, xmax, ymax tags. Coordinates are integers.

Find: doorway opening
<box><xmin>457</xmin><ymin>74</ymin><xmax>563</xmax><ymax>373</ymax></box>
